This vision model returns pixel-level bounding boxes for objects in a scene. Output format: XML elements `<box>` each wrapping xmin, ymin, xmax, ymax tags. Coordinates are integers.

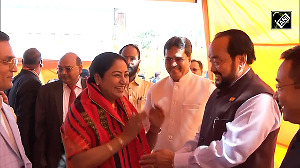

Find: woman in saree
<box><xmin>61</xmin><ymin>52</ymin><xmax>163</xmax><ymax>168</ymax></box>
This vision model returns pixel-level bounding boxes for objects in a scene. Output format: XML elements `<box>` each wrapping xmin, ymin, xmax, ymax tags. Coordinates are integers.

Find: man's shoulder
<box><xmin>147</xmin><ymin>76</ymin><xmax>169</xmax><ymax>91</ymax></box>
<box><xmin>140</xmin><ymin>79</ymin><xmax>154</xmax><ymax>87</ymax></box>
<box><xmin>11</xmin><ymin>74</ymin><xmax>40</xmax><ymax>91</ymax></box>
<box><xmin>14</xmin><ymin>70</ymin><xmax>40</xmax><ymax>81</ymax></box>
<box><xmin>134</xmin><ymin>77</ymin><xmax>153</xmax><ymax>86</ymax></box>
<box><xmin>41</xmin><ymin>80</ymin><xmax>62</xmax><ymax>90</ymax></box>
<box><xmin>153</xmin><ymin>76</ymin><xmax>169</xmax><ymax>84</ymax></box>
<box><xmin>246</xmin><ymin>72</ymin><xmax>273</xmax><ymax>95</ymax></box>
<box><xmin>189</xmin><ymin>74</ymin><xmax>214</xmax><ymax>86</ymax></box>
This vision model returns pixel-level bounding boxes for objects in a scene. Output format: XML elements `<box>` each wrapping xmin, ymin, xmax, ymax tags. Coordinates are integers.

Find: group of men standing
<box><xmin>5</xmin><ymin>47</ymin><xmax>86</xmax><ymax>167</ymax></box>
<box><xmin>0</xmin><ymin>28</ymin><xmax>300</xmax><ymax>168</ymax></box>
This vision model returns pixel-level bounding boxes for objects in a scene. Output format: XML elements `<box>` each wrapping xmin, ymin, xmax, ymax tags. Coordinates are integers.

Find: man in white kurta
<box><xmin>143</xmin><ymin>36</ymin><xmax>216</xmax><ymax>152</ymax></box>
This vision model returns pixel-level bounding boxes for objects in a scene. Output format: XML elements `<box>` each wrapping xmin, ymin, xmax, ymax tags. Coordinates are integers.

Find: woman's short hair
<box><xmin>88</xmin><ymin>52</ymin><xmax>128</xmax><ymax>83</ymax></box>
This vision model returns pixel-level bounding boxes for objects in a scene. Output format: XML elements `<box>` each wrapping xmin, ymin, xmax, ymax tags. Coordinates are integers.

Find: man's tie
<box><xmin>68</xmin><ymin>85</ymin><xmax>76</xmax><ymax>107</ymax></box>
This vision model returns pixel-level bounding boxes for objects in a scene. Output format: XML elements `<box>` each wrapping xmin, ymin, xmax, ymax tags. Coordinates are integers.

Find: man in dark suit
<box><xmin>275</xmin><ymin>45</ymin><xmax>300</xmax><ymax>168</ymax></box>
<box><xmin>33</xmin><ymin>52</ymin><xmax>87</xmax><ymax>168</ymax></box>
<box><xmin>6</xmin><ymin>48</ymin><xmax>42</xmax><ymax>162</ymax></box>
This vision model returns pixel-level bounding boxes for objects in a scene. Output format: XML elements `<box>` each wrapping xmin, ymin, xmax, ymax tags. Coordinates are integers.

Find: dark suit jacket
<box><xmin>6</xmin><ymin>69</ymin><xmax>42</xmax><ymax>162</ymax></box>
<box><xmin>33</xmin><ymin>78</ymin><xmax>87</xmax><ymax>168</ymax></box>
<box><xmin>280</xmin><ymin>129</ymin><xmax>300</xmax><ymax>168</ymax></box>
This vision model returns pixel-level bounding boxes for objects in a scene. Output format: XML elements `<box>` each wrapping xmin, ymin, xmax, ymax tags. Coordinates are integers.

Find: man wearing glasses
<box><xmin>274</xmin><ymin>45</ymin><xmax>300</xmax><ymax>168</ymax></box>
<box><xmin>143</xmin><ymin>36</ymin><xmax>216</xmax><ymax>152</ymax></box>
<box><xmin>33</xmin><ymin>52</ymin><xmax>87</xmax><ymax>168</ymax></box>
<box><xmin>0</xmin><ymin>31</ymin><xmax>32</xmax><ymax>167</ymax></box>
<box><xmin>5</xmin><ymin>48</ymin><xmax>42</xmax><ymax>162</ymax></box>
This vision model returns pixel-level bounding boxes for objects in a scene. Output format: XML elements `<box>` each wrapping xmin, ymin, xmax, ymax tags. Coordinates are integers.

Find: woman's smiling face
<box><xmin>96</xmin><ymin>59</ymin><xmax>129</xmax><ymax>104</ymax></box>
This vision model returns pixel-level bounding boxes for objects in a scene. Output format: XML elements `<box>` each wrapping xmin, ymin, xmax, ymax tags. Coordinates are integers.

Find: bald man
<box><xmin>6</xmin><ymin>48</ymin><xmax>42</xmax><ymax>162</ymax></box>
<box><xmin>33</xmin><ymin>53</ymin><xmax>87</xmax><ymax>168</ymax></box>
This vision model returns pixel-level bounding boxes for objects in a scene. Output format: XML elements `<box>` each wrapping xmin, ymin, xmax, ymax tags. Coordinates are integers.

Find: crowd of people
<box><xmin>0</xmin><ymin>29</ymin><xmax>299</xmax><ymax>168</ymax></box>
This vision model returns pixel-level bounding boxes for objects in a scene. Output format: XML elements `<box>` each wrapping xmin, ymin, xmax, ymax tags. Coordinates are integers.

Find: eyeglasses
<box><xmin>276</xmin><ymin>82</ymin><xmax>300</xmax><ymax>91</ymax></box>
<box><xmin>57</xmin><ymin>65</ymin><xmax>78</xmax><ymax>73</ymax></box>
<box><xmin>0</xmin><ymin>57</ymin><xmax>18</xmax><ymax>69</ymax></box>
<box><xmin>191</xmin><ymin>68</ymin><xmax>200</xmax><ymax>72</ymax></box>
<box><xmin>165</xmin><ymin>57</ymin><xmax>185</xmax><ymax>63</ymax></box>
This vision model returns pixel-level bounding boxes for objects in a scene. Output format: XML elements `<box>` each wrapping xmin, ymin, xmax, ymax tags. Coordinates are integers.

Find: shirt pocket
<box><xmin>181</xmin><ymin>104</ymin><xmax>203</xmax><ymax>134</ymax></box>
<box><xmin>137</xmin><ymin>96</ymin><xmax>146</xmax><ymax>113</ymax></box>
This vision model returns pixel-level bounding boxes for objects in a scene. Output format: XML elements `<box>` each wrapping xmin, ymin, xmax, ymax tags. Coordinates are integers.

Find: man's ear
<box><xmin>78</xmin><ymin>65</ymin><xmax>83</xmax><ymax>74</ymax></box>
<box><xmin>238</xmin><ymin>54</ymin><xmax>247</xmax><ymax>66</ymax></box>
<box><xmin>40</xmin><ymin>59</ymin><xmax>43</xmax><ymax>67</ymax></box>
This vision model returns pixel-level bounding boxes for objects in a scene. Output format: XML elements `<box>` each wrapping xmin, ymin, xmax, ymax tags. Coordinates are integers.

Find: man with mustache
<box><xmin>143</xmin><ymin>36</ymin><xmax>216</xmax><ymax>152</ymax></box>
<box><xmin>274</xmin><ymin>45</ymin><xmax>300</xmax><ymax>168</ymax></box>
<box><xmin>119</xmin><ymin>44</ymin><xmax>153</xmax><ymax>113</ymax></box>
<box><xmin>140</xmin><ymin>29</ymin><xmax>281</xmax><ymax>168</ymax></box>
<box><xmin>33</xmin><ymin>53</ymin><xmax>87</xmax><ymax>168</ymax></box>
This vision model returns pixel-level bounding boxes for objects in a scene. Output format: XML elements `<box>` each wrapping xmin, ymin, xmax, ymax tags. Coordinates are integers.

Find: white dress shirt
<box><xmin>62</xmin><ymin>78</ymin><xmax>83</xmax><ymax>121</ymax></box>
<box><xmin>174</xmin><ymin>93</ymin><xmax>281</xmax><ymax>168</ymax></box>
<box><xmin>144</xmin><ymin>71</ymin><xmax>216</xmax><ymax>152</ymax></box>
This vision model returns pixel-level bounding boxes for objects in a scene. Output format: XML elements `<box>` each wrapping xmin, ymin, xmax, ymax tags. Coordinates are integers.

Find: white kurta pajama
<box><xmin>144</xmin><ymin>71</ymin><xmax>216</xmax><ymax>152</ymax></box>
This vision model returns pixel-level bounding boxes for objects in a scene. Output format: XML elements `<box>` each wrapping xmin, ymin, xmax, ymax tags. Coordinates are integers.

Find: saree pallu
<box><xmin>61</xmin><ymin>81</ymin><xmax>150</xmax><ymax>168</ymax></box>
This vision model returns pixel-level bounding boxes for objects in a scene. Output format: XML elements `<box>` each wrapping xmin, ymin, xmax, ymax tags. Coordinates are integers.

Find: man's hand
<box><xmin>148</xmin><ymin>104</ymin><xmax>164</xmax><ymax>132</ymax></box>
<box><xmin>121</xmin><ymin>112</ymin><xmax>147</xmax><ymax>144</ymax></box>
<box><xmin>140</xmin><ymin>149</ymin><xmax>175</xmax><ymax>168</ymax></box>
<box><xmin>0</xmin><ymin>91</ymin><xmax>9</xmax><ymax>104</ymax></box>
